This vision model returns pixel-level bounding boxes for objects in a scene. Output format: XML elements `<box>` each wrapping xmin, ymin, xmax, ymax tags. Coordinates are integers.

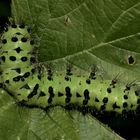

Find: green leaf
<box><xmin>0</xmin><ymin>89</ymin><xmax>123</xmax><ymax>140</ymax></box>
<box><xmin>12</xmin><ymin>0</ymin><xmax>140</xmax><ymax>82</ymax></box>
<box><xmin>0</xmin><ymin>0</ymin><xmax>139</xmax><ymax>139</ymax></box>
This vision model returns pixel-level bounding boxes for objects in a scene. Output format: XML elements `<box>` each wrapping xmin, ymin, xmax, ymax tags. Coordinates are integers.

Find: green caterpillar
<box><xmin>0</xmin><ymin>23</ymin><xmax>140</xmax><ymax>116</ymax></box>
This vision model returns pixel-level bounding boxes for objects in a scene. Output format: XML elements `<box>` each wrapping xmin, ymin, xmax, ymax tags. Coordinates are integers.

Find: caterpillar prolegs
<box><xmin>0</xmin><ymin>24</ymin><xmax>140</xmax><ymax>116</ymax></box>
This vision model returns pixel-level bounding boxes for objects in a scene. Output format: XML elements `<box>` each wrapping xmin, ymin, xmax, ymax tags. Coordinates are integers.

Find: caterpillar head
<box><xmin>0</xmin><ymin>24</ymin><xmax>33</xmax><ymax>70</ymax></box>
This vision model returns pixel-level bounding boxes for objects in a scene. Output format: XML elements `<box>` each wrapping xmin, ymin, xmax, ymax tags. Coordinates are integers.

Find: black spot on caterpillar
<box><xmin>0</xmin><ymin>23</ymin><xmax>140</xmax><ymax>117</ymax></box>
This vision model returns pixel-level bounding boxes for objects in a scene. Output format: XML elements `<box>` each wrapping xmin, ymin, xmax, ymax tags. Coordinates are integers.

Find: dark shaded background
<box><xmin>0</xmin><ymin>0</ymin><xmax>11</xmax><ymax>32</ymax></box>
<box><xmin>0</xmin><ymin>0</ymin><xmax>11</xmax><ymax>16</ymax></box>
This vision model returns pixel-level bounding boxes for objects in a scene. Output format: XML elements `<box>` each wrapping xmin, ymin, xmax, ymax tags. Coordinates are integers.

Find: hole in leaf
<box><xmin>127</xmin><ymin>56</ymin><xmax>135</xmax><ymax>65</ymax></box>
